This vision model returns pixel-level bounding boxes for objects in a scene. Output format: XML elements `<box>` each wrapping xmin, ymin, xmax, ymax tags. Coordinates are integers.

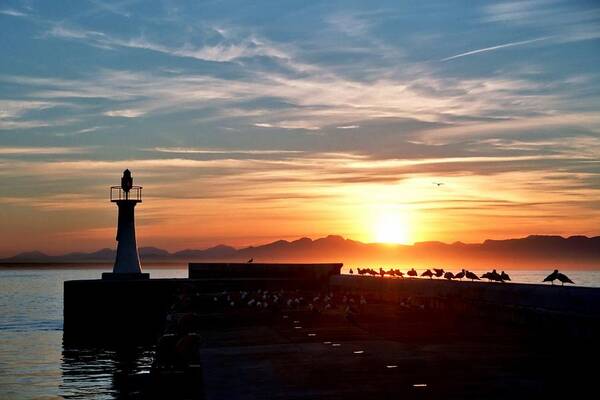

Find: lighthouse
<box><xmin>102</xmin><ymin>169</ymin><xmax>149</xmax><ymax>280</ymax></box>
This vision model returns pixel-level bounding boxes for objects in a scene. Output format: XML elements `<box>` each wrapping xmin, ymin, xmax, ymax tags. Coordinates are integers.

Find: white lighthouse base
<box><xmin>105</xmin><ymin>199</ymin><xmax>149</xmax><ymax>280</ymax></box>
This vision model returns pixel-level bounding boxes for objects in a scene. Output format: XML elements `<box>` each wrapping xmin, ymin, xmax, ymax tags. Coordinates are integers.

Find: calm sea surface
<box><xmin>0</xmin><ymin>266</ymin><xmax>598</xmax><ymax>399</ymax></box>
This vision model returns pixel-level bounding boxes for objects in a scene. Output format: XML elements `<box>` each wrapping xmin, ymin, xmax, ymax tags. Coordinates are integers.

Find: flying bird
<box><xmin>247</xmin><ymin>258</ymin><xmax>253</xmax><ymax>263</ymax></box>
<box><xmin>433</xmin><ymin>182</ymin><xmax>444</xmax><ymax>187</ymax></box>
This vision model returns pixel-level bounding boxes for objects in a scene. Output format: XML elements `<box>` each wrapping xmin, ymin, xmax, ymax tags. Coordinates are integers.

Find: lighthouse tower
<box><xmin>102</xmin><ymin>170</ymin><xmax>149</xmax><ymax>280</ymax></box>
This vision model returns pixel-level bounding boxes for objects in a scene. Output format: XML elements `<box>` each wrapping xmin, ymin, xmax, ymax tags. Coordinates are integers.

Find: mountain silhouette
<box><xmin>2</xmin><ymin>234</ymin><xmax>599</xmax><ymax>269</ymax></box>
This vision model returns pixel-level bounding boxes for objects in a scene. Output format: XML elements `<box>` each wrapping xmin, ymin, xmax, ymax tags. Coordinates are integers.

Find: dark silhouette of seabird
<box><xmin>433</xmin><ymin>182</ymin><xmax>444</xmax><ymax>187</ymax></box>
<box><xmin>247</xmin><ymin>258</ymin><xmax>253</xmax><ymax>263</ymax></box>
<box><xmin>543</xmin><ymin>269</ymin><xmax>559</xmax><ymax>285</ymax></box>
<box><xmin>349</xmin><ymin>268</ymin><xmax>354</xmax><ymax>274</ymax></box>
<box><xmin>500</xmin><ymin>271</ymin><xmax>510</xmax><ymax>281</ymax></box>
<box><xmin>556</xmin><ymin>272</ymin><xmax>574</xmax><ymax>286</ymax></box>
<box><xmin>433</xmin><ymin>268</ymin><xmax>444</xmax><ymax>278</ymax></box>
<box><xmin>407</xmin><ymin>268</ymin><xmax>417</xmax><ymax>277</ymax></box>
<box><xmin>454</xmin><ymin>269</ymin><xmax>466</xmax><ymax>280</ymax></box>
<box><xmin>421</xmin><ymin>269</ymin><xmax>433</xmax><ymax>279</ymax></box>
<box><xmin>482</xmin><ymin>269</ymin><xmax>502</xmax><ymax>282</ymax></box>
<box><xmin>465</xmin><ymin>271</ymin><xmax>480</xmax><ymax>281</ymax></box>
<box><xmin>444</xmin><ymin>271</ymin><xmax>455</xmax><ymax>280</ymax></box>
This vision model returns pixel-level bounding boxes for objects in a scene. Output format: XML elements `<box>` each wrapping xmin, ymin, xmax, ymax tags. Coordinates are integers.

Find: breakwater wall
<box><xmin>64</xmin><ymin>264</ymin><xmax>600</xmax><ymax>344</ymax></box>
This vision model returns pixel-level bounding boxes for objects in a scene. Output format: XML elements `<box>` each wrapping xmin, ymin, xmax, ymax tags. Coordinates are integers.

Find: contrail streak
<box><xmin>441</xmin><ymin>37</ymin><xmax>551</xmax><ymax>61</ymax></box>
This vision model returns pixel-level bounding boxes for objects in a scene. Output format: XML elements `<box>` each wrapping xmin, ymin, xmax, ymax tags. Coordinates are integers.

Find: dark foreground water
<box><xmin>0</xmin><ymin>267</ymin><xmax>598</xmax><ymax>399</ymax></box>
<box><xmin>0</xmin><ymin>268</ymin><xmax>186</xmax><ymax>400</ymax></box>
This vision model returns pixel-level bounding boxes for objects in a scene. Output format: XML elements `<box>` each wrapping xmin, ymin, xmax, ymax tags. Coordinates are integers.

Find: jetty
<box><xmin>64</xmin><ymin>262</ymin><xmax>600</xmax><ymax>399</ymax></box>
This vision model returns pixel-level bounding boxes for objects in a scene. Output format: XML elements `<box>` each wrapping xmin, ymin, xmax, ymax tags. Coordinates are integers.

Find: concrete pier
<box><xmin>63</xmin><ymin>263</ymin><xmax>600</xmax><ymax>398</ymax></box>
<box><xmin>64</xmin><ymin>264</ymin><xmax>599</xmax><ymax>344</ymax></box>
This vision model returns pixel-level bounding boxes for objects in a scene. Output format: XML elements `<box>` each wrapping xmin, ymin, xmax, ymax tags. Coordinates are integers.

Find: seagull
<box><xmin>433</xmin><ymin>268</ymin><xmax>444</xmax><ymax>278</ymax></box>
<box><xmin>543</xmin><ymin>269</ymin><xmax>560</xmax><ymax>285</ymax></box>
<box><xmin>349</xmin><ymin>268</ymin><xmax>354</xmax><ymax>274</ymax></box>
<box><xmin>500</xmin><ymin>271</ymin><xmax>511</xmax><ymax>281</ymax></box>
<box><xmin>444</xmin><ymin>271</ymin><xmax>455</xmax><ymax>280</ymax></box>
<box><xmin>556</xmin><ymin>272</ymin><xmax>574</xmax><ymax>286</ymax></box>
<box><xmin>481</xmin><ymin>272</ymin><xmax>493</xmax><ymax>281</ymax></box>
<box><xmin>465</xmin><ymin>271</ymin><xmax>480</xmax><ymax>281</ymax></box>
<box><xmin>433</xmin><ymin>182</ymin><xmax>444</xmax><ymax>187</ymax></box>
<box><xmin>247</xmin><ymin>258</ymin><xmax>253</xmax><ymax>263</ymax></box>
<box><xmin>421</xmin><ymin>269</ymin><xmax>434</xmax><ymax>279</ymax></box>
<box><xmin>407</xmin><ymin>268</ymin><xmax>418</xmax><ymax>277</ymax></box>
<box><xmin>454</xmin><ymin>269</ymin><xmax>466</xmax><ymax>280</ymax></box>
<box><xmin>481</xmin><ymin>269</ymin><xmax>502</xmax><ymax>282</ymax></box>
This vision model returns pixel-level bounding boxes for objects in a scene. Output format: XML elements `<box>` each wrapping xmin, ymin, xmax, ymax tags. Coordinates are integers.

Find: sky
<box><xmin>0</xmin><ymin>0</ymin><xmax>599</xmax><ymax>255</ymax></box>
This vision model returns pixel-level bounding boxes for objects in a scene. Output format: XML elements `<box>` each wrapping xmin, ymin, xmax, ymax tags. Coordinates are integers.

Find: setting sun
<box><xmin>373</xmin><ymin>212</ymin><xmax>412</xmax><ymax>244</ymax></box>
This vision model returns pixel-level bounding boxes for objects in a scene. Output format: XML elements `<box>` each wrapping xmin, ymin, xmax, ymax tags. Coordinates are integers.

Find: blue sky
<box><xmin>0</xmin><ymin>0</ymin><xmax>599</xmax><ymax>255</ymax></box>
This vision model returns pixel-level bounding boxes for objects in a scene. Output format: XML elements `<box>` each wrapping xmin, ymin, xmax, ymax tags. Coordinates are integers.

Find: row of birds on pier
<box><xmin>351</xmin><ymin>267</ymin><xmax>574</xmax><ymax>285</ymax></box>
<box><xmin>352</xmin><ymin>267</ymin><xmax>508</xmax><ymax>281</ymax></box>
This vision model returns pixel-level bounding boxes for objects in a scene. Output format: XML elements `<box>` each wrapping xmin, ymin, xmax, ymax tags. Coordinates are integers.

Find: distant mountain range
<box><xmin>2</xmin><ymin>235</ymin><xmax>600</xmax><ymax>269</ymax></box>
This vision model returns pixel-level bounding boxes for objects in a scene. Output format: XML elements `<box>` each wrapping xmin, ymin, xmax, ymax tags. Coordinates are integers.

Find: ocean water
<box><xmin>0</xmin><ymin>266</ymin><xmax>598</xmax><ymax>399</ymax></box>
<box><xmin>0</xmin><ymin>267</ymin><xmax>186</xmax><ymax>400</ymax></box>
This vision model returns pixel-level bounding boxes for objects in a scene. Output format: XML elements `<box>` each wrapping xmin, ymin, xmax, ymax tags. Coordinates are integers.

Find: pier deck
<box><xmin>63</xmin><ymin>263</ymin><xmax>600</xmax><ymax>398</ymax></box>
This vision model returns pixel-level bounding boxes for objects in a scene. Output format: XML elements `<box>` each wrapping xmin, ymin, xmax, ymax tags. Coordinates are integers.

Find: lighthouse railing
<box><xmin>110</xmin><ymin>186</ymin><xmax>143</xmax><ymax>202</ymax></box>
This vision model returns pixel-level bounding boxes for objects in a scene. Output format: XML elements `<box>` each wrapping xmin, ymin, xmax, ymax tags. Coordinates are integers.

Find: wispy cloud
<box><xmin>104</xmin><ymin>109</ymin><xmax>145</xmax><ymax>118</ymax></box>
<box><xmin>153</xmin><ymin>147</ymin><xmax>303</xmax><ymax>155</ymax></box>
<box><xmin>0</xmin><ymin>100</ymin><xmax>75</xmax><ymax>130</ymax></box>
<box><xmin>419</xmin><ymin>113</ymin><xmax>600</xmax><ymax>143</ymax></box>
<box><xmin>441</xmin><ymin>37</ymin><xmax>551</xmax><ymax>61</ymax></box>
<box><xmin>0</xmin><ymin>9</ymin><xmax>27</xmax><ymax>17</ymax></box>
<box><xmin>0</xmin><ymin>147</ymin><xmax>88</xmax><ymax>155</ymax></box>
<box><xmin>483</xmin><ymin>1</ymin><xmax>600</xmax><ymax>43</ymax></box>
<box><xmin>46</xmin><ymin>23</ymin><xmax>289</xmax><ymax>63</ymax></box>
